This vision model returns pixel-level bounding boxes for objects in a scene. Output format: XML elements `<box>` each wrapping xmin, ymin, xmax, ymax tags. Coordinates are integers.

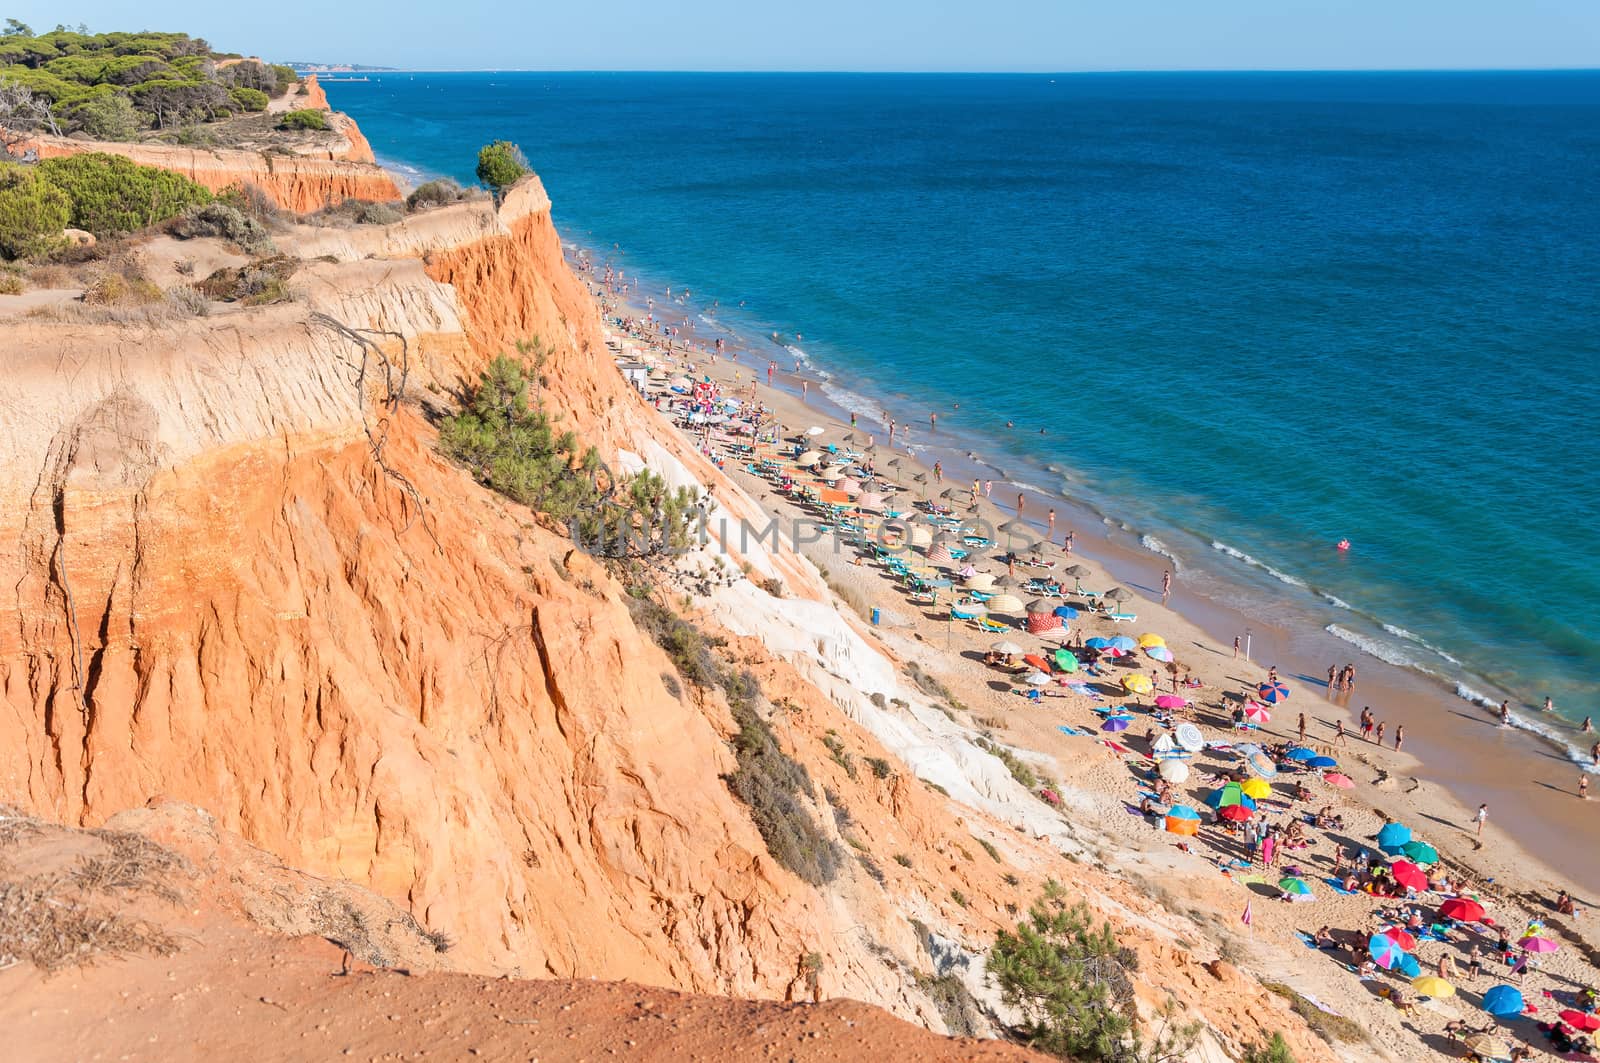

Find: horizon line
<box><xmin>309</xmin><ymin>65</ymin><xmax>1600</xmax><ymax>76</ymax></box>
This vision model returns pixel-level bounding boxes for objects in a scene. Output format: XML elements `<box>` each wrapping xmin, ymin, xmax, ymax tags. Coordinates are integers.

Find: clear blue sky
<box><xmin>11</xmin><ymin>0</ymin><xmax>1600</xmax><ymax>71</ymax></box>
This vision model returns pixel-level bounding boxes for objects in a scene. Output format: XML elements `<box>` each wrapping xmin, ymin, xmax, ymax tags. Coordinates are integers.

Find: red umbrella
<box><xmin>1390</xmin><ymin>860</ymin><xmax>1428</xmax><ymax>891</ymax></box>
<box><xmin>1560</xmin><ymin>1010</ymin><xmax>1600</xmax><ymax>1032</ymax></box>
<box><xmin>1381</xmin><ymin>926</ymin><xmax>1418</xmax><ymax>951</ymax></box>
<box><xmin>1023</xmin><ymin>653</ymin><xmax>1052</xmax><ymax>673</ymax></box>
<box><xmin>1440</xmin><ymin>898</ymin><xmax>1485</xmax><ymax>922</ymax></box>
<box><xmin>1218</xmin><ymin>805</ymin><xmax>1254</xmax><ymax>822</ymax></box>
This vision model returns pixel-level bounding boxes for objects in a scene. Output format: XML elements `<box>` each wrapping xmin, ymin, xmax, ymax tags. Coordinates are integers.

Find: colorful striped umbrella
<box><xmin>1368</xmin><ymin>934</ymin><xmax>1409</xmax><ymax>968</ymax></box>
<box><xmin>1258</xmin><ymin>680</ymin><xmax>1291</xmax><ymax>703</ymax></box>
<box><xmin>1243</xmin><ymin>703</ymin><xmax>1272</xmax><ymax>724</ymax></box>
<box><xmin>1204</xmin><ymin>783</ymin><xmax>1255</xmax><ymax>809</ymax></box>
<box><xmin>1381</xmin><ymin>926</ymin><xmax>1419</xmax><ymax>951</ymax></box>
<box><xmin>1279</xmin><ymin>877</ymin><xmax>1313</xmax><ymax>895</ymax></box>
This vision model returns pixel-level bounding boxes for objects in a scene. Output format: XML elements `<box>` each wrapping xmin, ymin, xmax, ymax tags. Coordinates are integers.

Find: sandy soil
<box><xmin>598</xmin><ymin>291</ymin><xmax>1600</xmax><ymax>1063</ymax></box>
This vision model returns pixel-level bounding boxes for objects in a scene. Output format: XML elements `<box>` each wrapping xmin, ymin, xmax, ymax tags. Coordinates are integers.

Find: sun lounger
<box><xmin>974</xmin><ymin>616</ymin><xmax>1012</xmax><ymax>633</ymax></box>
<box><xmin>1108</xmin><ymin>612</ymin><xmax>1138</xmax><ymax>623</ymax></box>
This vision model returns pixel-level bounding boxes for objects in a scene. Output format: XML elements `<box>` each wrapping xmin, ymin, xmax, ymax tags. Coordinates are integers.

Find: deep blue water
<box><xmin>333</xmin><ymin>72</ymin><xmax>1600</xmax><ymax>749</ymax></box>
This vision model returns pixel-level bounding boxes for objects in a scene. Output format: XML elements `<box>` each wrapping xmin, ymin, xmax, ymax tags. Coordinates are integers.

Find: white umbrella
<box><xmin>990</xmin><ymin>640</ymin><xmax>1023</xmax><ymax>655</ymax></box>
<box><xmin>1175</xmin><ymin>723</ymin><xmax>1205</xmax><ymax>752</ymax></box>
<box><xmin>909</xmin><ymin>526</ymin><xmax>933</xmax><ymax>548</ymax></box>
<box><xmin>1152</xmin><ymin>733</ymin><xmax>1176</xmax><ymax>755</ymax></box>
<box><xmin>1025</xmin><ymin>671</ymin><xmax>1052</xmax><ymax>687</ymax></box>
<box><xmin>796</xmin><ymin>450</ymin><xmax>822</xmax><ymax>466</ymax></box>
<box><xmin>986</xmin><ymin>593</ymin><xmax>1025</xmax><ymax>614</ymax></box>
<box><xmin>1158</xmin><ymin>759</ymin><xmax>1190</xmax><ymax>783</ymax></box>
<box><xmin>806</xmin><ymin>425</ymin><xmax>826</xmax><ymax>437</ymax></box>
<box><xmin>965</xmin><ymin>573</ymin><xmax>997</xmax><ymax>592</ymax></box>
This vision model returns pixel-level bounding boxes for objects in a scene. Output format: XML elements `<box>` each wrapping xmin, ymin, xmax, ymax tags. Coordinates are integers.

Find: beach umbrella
<box><xmin>1157</xmin><ymin>759</ymin><xmax>1189</xmax><ymax>783</ymax></box>
<box><xmin>1145</xmin><ymin>645</ymin><xmax>1175</xmax><ymax>662</ymax></box>
<box><xmin>1390</xmin><ymin>860</ymin><xmax>1429</xmax><ymax>892</ymax></box>
<box><xmin>805</xmin><ymin>426</ymin><xmax>826</xmax><ymax>437</ymax></box>
<box><xmin>1559</xmin><ymin>1010</ymin><xmax>1600</xmax><ymax>1032</ymax></box>
<box><xmin>1462</xmin><ymin>1034</ymin><xmax>1510</xmax><ymax>1059</ymax></box>
<box><xmin>1481</xmin><ymin>985</ymin><xmax>1524</xmax><ymax>1017</ymax></box>
<box><xmin>1412</xmin><ymin>975</ymin><xmax>1455</xmax><ymax>998</ymax></box>
<box><xmin>1246</xmin><ymin>752</ymin><xmax>1278</xmax><ymax>779</ymax></box>
<box><xmin>987</xmin><ymin>593</ymin><xmax>1025</xmax><ymax>614</ymax></box>
<box><xmin>990</xmin><ymin>640</ymin><xmax>1023</xmax><ymax>656</ymax></box>
<box><xmin>1137</xmin><ymin>633</ymin><xmax>1166</xmax><ymax>648</ymax></box>
<box><xmin>1067</xmin><ymin>682</ymin><xmax>1097</xmax><ymax>696</ymax></box>
<box><xmin>1085</xmin><ymin>637</ymin><xmax>1113</xmax><ymax>650</ymax></box>
<box><xmin>797</xmin><ymin>450</ymin><xmax>822</xmax><ymax>466</ymax></box>
<box><xmin>994</xmin><ymin>574</ymin><xmax>1019</xmax><ymax>589</ymax></box>
<box><xmin>1121</xmin><ymin>674</ymin><xmax>1154</xmax><ymax>695</ymax></box>
<box><xmin>1401</xmin><ymin>841</ymin><xmax>1439</xmax><ymax>865</ymax></box>
<box><xmin>858</xmin><ymin>491</ymin><xmax>886</xmax><ymax>511</ymax></box>
<box><xmin>1257</xmin><ymin>680</ymin><xmax>1291</xmax><ymax>703</ymax></box>
<box><xmin>1204</xmin><ymin>782</ymin><xmax>1255</xmax><ymax>810</ymax></box>
<box><xmin>926</xmin><ymin>542</ymin><xmax>956</xmax><ymax>565</ymax></box>
<box><xmin>1154</xmin><ymin>695</ymin><xmax>1188</xmax><ymax>709</ymax></box>
<box><xmin>1306</xmin><ymin>755</ymin><xmax>1338</xmax><ymax>769</ymax></box>
<box><xmin>1023</xmin><ymin>540</ymin><xmax>1047</xmax><ymax>555</ymax></box>
<box><xmin>1165</xmin><ymin>806</ymin><xmax>1201</xmax><ymax>835</ymax></box>
<box><xmin>1053</xmin><ymin>649</ymin><xmax>1079</xmax><ymax>673</ymax></box>
<box><xmin>1024</xmin><ymin>671</ymin><xmax>1053</xmax><ymax>687</ymax></box>
<box><xmin>1519</xmin><ymin>936</ymin><xmax>1559</xmax><ymax>954</ymax></box>
<box><xmin>1026</xmin><ymin>598</ymin><xmax>1055</xmax><ymax>614</ymax></box>
<box><xmin>1108</xmin><ymin>635</ymin><xmax>1138</xmax><ymax>652</ymax></box>
<box><xmin>1063</xmin><ymin>564</ymin><xmax>1091</xmax><ymax>581</ymax></box>
<box><xmin>1368</xmin><ymin>934</ymin><xmax>1410</xmax><ymax>969</ymax></box>
<box><xmin>669</xmin><ymin>375</ymin><xmax>691</xmax><ymax>390</ymax></box>
<box><xmin>1381</xmin><ymin>926</ymin><xmax>1419</xmax><ymax>951</ymax></box>
<box><xmin>1218</xmin><ymin>804</ymin><xmax>1254</xmax><ymax>822</ymax></box>
<box><xmin>1104</xmin><ymin>587</ymin><xmax>1133</xmax><ymax>605</ymax></box>
<box><xmin>1440</xmin><ymin>898</ymin><xmax>1486</xmax><ymax>923</ymax></box>
<box><xmin>999</xmin><ymin>520</ymin><xmax>1030</xmax><ymax>535</ymax></box>
<box><xmin>1243</xmin><ymin>703</ymin><xmax>1271</xmax><ymax>724</ymax></box>
<box><xmin>1023</xmin><ymin>653</ymin><xmax>1053</xmax><ymax>673</ymax></box>
<box><xmin>1322</xmin><ymin>772</ymin><xmax>1354</xmax><ymax>788</ymax></box>
<box><xmin>1102</xmin><ymin>716</ymin><xmax>1131</xmax><ymax>732</ymax></box>
<box><xmin>1053</xmin><ymin>605</ymin><xmax>1079</xmax><ymax>620</ymax></box>
<box><xmin>1285</xmin><ymin>746</ymin><xmax>1317</xmax><ymax>762</ymax></box>
<box><xmin>1395</xmin><ymin>953</ymin><xmax>1423</xmax><ymax>978</ymax></box>
<box><xmin>1240</xmin><ymin>778</ymin><xmax>1273</xmax><ymax>800</ymax></box>
<box><xmin>909</xmin><ymin>526</ymin><xmax>933</xmax><ymax>548</ymax></box>
<box><xmin>1175</xmin><ymin>723</ymin><xmax>1205</xmax><ymax>752</ymax></box>
<box><xmin>1099</xmin><ymin>646</ymin><xmax>1130</xmax><ymax>658</ymax></box>
<box><xmin>1377</xmin><ymin>822</ymin><xmax>1413</xmax><ymax>853</ymax></box>
<box><xmin>938</xmin><ymin>488</ymin><xmax>957</xmax><ymax>500</ymax></box>
<box><xmin>1278</xmin><ymin>877</ymin><xmax>1313</xmax><ymax>897</ymax></box>
<box><xmin>966</xmin><ymin>573</ymin><xmax>997</xmax><ymax>592</ymax></box>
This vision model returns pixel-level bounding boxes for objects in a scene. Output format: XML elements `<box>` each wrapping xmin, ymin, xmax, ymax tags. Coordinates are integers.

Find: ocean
<box><xmin>332</xmin><ymin>71</ymin><xmax>1600</xmax><ymax>761</ymax></box>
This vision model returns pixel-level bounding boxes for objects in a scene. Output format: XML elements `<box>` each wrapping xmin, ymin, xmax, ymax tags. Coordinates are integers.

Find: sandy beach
<box><xmin>585</xmin><ymin>264</ymin><xmax>1600</xmax><ymax>1062</ymax></box>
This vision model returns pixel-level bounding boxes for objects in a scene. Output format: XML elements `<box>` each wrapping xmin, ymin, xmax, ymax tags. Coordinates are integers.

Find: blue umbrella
<box><xmin>1165</xmin><ymin>804</ymin><xmax>1201</xmax><ymax>820</ymax></box>
<box><xmin>1307</xmin><ymin>755</ymin><xmax>1338</xmax><ymax>769</ymax></box>
<box><xmin>1085</xmin><ymin>637</ymin><xmax>1113</xmax><ymax>650</ymax></box>
<box><xmin>1258</xmin><ymin>680</ymin><xmax>1291</xmax><ymax>703</ymax></box>
<box><xmin>1108</xmin><ymin>635</ymin><xmax>1138</xmax><ymax>652</ymax></box>
<box><xmin>1368</xmin><ymin>934</ymin><xmax>1408</xmax><ymax>968</ymax></box>
<box><xmin>1285</xmin><ymin>747</ymin><xmax>1317</xmax><ymax>762</ymax></box>
<box><xmin>1395</xmin><ymin>953</ymin><xmax>1423</xmax><ymax>978</ymax></box>
<box><xmin>1482</xmin><ymin>984</ymin><xmax>1524</xmax><ymax>1017</ymax></box>
<box><xmin>1377</xmin><ymin>822</ymin><xmax>1413</xmax><ymax>853</ymax></box>
<box><xmin>1053</xmin><ymin>605</ymin><xmax>1079</xmax><ymax>620</ymax></box>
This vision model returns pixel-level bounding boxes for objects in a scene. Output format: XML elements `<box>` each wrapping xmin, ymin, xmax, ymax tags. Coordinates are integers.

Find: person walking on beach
<box><xmin>1298</xmin><ymin>712</ymin><xmax>1307</xmax><ymax>743</ymax></box>
<box><xmin>1162</xmin><ymin>570</ymin><xmax>1172</xmax><ymax>603</ymax></box>
<box><xmin>1499</xmin><ymin>701</ymin><xmax>1511</xmax><ymax>726</ymax></box>
<box><xmin>888</xmin><ymin>419</ymin><xmax>896</xmax><ymax>443</ymax></box>
<box><xmin>984</xmin><ymin>479</ymin><xmax>993</xmax><ymax>499</ymax></box>
<box><xmin>1233</xmin><ymin>636</ymin><xmax>1241</xmax><ymax>659</ymax></box>
<box><xmin>1048</xmin><ymin>509</ymin><xmax>1056</xmax><ymax>539</ymax></box>
<box><xmin>1467</xmin><ymin>944</ymin><xmax>1484</xmax><ymax>980</ymax></box>
<box><xmin>1344</xmin><ymin>664</ymin><xmax>1357</xmax><ymax>692</ymax></box>
<box><xmin>1474</xmin><ymin>803</ymin><xmax>1489</xmax><ymax>840</ymax></box>
<box><xmin>1581</xmin><ymin>775</ymin><xmax>1590</xmax><ymax>800</ymax></box>
<box><xmin>1335</xmin><ymin>719</ymin><xmax>1348</xmax><ymax>746</ymax></box>
<box><xmin>1376</xmin><ymin>721</ymin><xmax>1386</xmax><ymax>746</ymax></box>
<box><xmin>1394</xmin><ymin>724</ymin><xmax>1405</xmax><ymax>753</ymax></box>
<box><xmin>932</xmin><ymin>461</ymin><xmax>942</xmax><ymax>483</ymax></box>
<box><xmin>1064</xmin><ymin>530</ymin><xmax>1074</xmax><ymax>555</ymax></box>
<box><xmin>1327</xmin><ymin>665</ymin><xmax>1337</xmax><ymax>695</ymax></box>
<box><xmin>929</xmin><ymin>411</ymin><xmax>937</xmax><ymax>431</ymax></box>
<box><xmin>801</xmin><ymin>380</ymin><xmax>808</xmax><ymax>401</ymax></box>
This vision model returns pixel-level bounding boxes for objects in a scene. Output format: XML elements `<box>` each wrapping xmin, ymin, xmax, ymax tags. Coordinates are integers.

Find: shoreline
<box><xmin>574</xmin><ymin>249</ymin><xmax>1599</xmax><ymax>892</ymax></box>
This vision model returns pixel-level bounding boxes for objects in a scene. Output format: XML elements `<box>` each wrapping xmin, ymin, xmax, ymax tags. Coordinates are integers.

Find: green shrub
<box><xmin>0</xmin><ymin>271</ymin><xmax>22</xmax><ymax>294</ymax></box>
<box><xmin>915</xmin><ymin>972</ymin><xmax>985</xmax><ymax>1038</ymax></box>
<box><xmin>866</xmin><ymin>756</ymin><xmax>892</xmax><ymax>779</ymax></box>
<box><xmin>723</xmin><ymin>668</ymin><xmax>843</xmax><ymax>887</ymax></box>
<box><xmin>989</xmin><ymin>882</ymin><xmax>1198</xmax><ymax>1062</ymax></box>
<box><xmin>1243</xmin><ymin>1033</ymin><xmax>1296</xmax><ymax>1063</ymax></box>
<box><xmin>170</xmin><ymin>201</ymin><xmax>273</xmax><ymax>254</ymax></box>
<box><xmin>0</xmin><ymin>166</ymin><xmax>70</xmax><ymax>259</ymax></box>
<box><xmin>34</xmin><ymin>153</ymin><xmax>212</xmax><ymax>238</ymax></box>
<box><xmin>276</xmin><ymin>108</ymin><xmax>326</xmax><ymax>131</ymax></box>
<box><xmin>405</xmin><ymin>178</ymin><xmax>467</xmax><ymax>212</ymax></box>
<box><xmin>65</xmin><ymin>91</ymin><xmax>142</xmax><ymax>139</ymax></box>
<box><xmin>1261</xmin><ymin>983</ymin><xmax>1366</xmax><ymax>1046</ymax></box>
<box><xmin>626</xmin><ymin>595</ymin><xmax>718</xmax><ymax>689</ymax></box>
<box><xmin>227</xmin><ymin>86</ymin><xmax>267</xmax><ymax>112</ymax></box>
<box><xmin>475</xmin><ymin>139</ymin><xmax>529</xmax><ymax>195</ymax></box>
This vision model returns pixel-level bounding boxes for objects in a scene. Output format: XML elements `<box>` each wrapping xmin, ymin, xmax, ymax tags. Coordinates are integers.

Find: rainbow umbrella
<box><xmin>1145</xmin><ymin>645</ymin><xmax>1175</xmax><ymax>662</ymax></box>
<box><xmin>1440</xmin><ymin>898</ymin><xmax>1485</xmax><ymax>923</ymax></box>
<box><xmin>1258</xmin><ymin>680</ymin><xmax>1291</xmax><ymax>703</ymax></box>
<box><xmin>1368</xmin><ymin>934</ymin><xmax>1409</xmax><ymax>968</ymax></box>
<box><xmin>1401</xmin><ymin>841</ymin><xmax>1439</xmax><ymax>865</ymax></box>
<box><xmin>1412</xmin><ymin>975</ymin><xmax>1455</xmax><ymax>999</ymax></box>
<box><xmin>1101</xmin><ymin>646</ymin><xmax>1130</xmax><ymax>659</ymax></box>
<box><xmin>1164</xmin><ymin>805</ymin><xmax>1201</xmax><ymax>835</ymax></box>
<box><xmin>1240</xmin><ymin>778</ymin><xmax>1273</xmax><ymax>799</ymax></box>
<box><xmin>1377</xmin><ymin>822</ymin><xmax>1413</xmax><ymax>853</ymax></box>
<box><xmin>1322</xmin><ymin>772</ymin><xmax>1354</xmax><ymax>788</ymax></box>
<box><xmin>1520</xmin><ymin>936</ymin><xmax>1559</xmax><ymax>954</ymax></box>
<box><xmin>1390</xmin><ymin>860</ymin><xmax>1429</xmax><ymax>891</ymax></box>
<box><xmin>1482</xmin><ymin>985</ymin><xmax>1524</xmax><ymax>1017</ymax></box>
<box><xmin>1121</xmin><ymin>674</ymin><xmax>1154</xmax><ymax>695</ymax></box>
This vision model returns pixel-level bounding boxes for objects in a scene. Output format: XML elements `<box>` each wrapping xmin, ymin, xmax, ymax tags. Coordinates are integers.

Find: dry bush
<box><xmin>83</xmin><ymin>272</ymin><xmax>164</xmax><ymax>307</ymax></box>
<box><xmin>73</xmin><ymin>830</ymin><xmax>188</xmax><ymax>903</ymax></box>
<box><xmin>23</xmin><ymin>263</ymin><xmax>78</xmax><ymax>289</ymax></box>
<box><xmin>0</xmin><ymin>878</ymin><xmax>178</xmax><ymax>973</ymax></box>
<box><xmin>0</xmin><ymin>806</ymin><xmax>43</xmax><ymax>848</ymax></box>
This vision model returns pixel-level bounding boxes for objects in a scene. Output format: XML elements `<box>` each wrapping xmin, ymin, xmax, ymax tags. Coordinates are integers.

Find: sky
<box><xmin>10</xmin><ymin>0</ymin><xmax>1600</xmax><ymax>72</ymax></box>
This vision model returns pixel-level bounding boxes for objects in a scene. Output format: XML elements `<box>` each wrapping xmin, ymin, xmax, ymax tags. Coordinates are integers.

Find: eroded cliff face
<box><xmin>0</xmin><ymin>174</ymin><xmax>1337</xmax><ymax>1060</ymax></box>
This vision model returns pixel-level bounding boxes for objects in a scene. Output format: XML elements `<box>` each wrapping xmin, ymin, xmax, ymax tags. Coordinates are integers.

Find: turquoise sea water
<box><xmin>333</xmin><ymin>72</ymin><xmax>1600</xmax><ymax>757</ymax></box>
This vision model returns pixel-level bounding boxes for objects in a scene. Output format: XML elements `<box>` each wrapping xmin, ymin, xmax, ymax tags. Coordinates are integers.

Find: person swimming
<box><xmin>1336</xmin><ymin>538</ymin><xmax>1351</xmax><ymax>551</ymax></box>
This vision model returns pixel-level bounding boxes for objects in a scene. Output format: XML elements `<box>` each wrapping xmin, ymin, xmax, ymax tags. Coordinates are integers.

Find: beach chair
<box><xmin>1109</xmin><ymin>612</ymin><xmax>1138</xmax><ymax>624</ymax></box>
<box><xmin>974</xmin><ymin>616</ymin><xmax>1012</xmax><ymax>634</ymax></box>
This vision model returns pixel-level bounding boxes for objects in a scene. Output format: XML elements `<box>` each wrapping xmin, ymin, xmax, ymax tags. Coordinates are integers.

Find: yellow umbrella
<box><xmin>1411</xmin><ymin>975</ymin><xmax>1455</xmax><ymax>998</ymax></box>
<box><xmin>1240</xmin><ymin>778</ymin><xmax>1273</xmax><ymax>800</ymax></box>
<box><xmin>1121</xmin><ymin>674</ymin><xmax>1153</xmax><ymax>695</ymax></box>
<box><xmin>1137</xmin><ymin>633</ymin><xmax>1166</xmax><ymax>648</ymax></box>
